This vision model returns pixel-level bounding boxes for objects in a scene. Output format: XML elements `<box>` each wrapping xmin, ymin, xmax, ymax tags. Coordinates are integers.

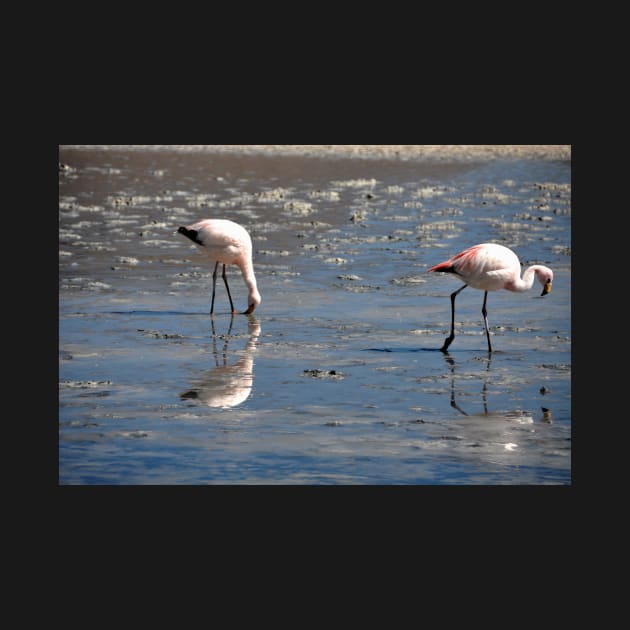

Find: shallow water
<box><xmin>59</xmin><ymin>147</ymin><xmax>571</xmax><ymax>484</ymax></box>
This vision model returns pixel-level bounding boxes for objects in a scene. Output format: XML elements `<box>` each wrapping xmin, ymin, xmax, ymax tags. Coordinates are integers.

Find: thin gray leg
<box><xmin>441</xmin><ymin>284</ymin><xmax>467</xmax><ymax>353</ymax></box>
<box><xmin>222</xmin><ymin>264</ymin><xmax>236</xmax><ymax>314</ymax></box>
<box><xmin>210</xmin><ymin>261</ymin><xmax>219</xmax><ymax>315</ymax></box>
<box><xmin>481</xmin><ymin>290</ymin><xmax>492</xmax><ymax>353</ymax></box>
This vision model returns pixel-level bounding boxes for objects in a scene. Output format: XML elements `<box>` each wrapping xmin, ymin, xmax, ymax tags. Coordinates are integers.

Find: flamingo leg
<box><xmin>441</xmin><ymin>284</ymin><xmax>467</xmax><ymax>353</ymax></box>
<box><xmin>210</xmin><ymin>261</ymin><xmax>219</xmax><ymax>316</ymax></box>
<box><xmin>481</xmin><ymin>290</ymin><xmax>492</xmax><ymax>353</ymax></box>
<box><xmin>222</xmin><ymin>264</ymin><xmax>237</xmax><ymax>314</ymax></box>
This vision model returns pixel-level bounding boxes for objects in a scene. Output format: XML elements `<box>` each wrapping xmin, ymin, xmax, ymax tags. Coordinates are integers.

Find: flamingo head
<box><xmin>243</xmin><ymin>289</ymin><xmax>262</xmax><ymax>315</ymax></box>
<box><xmin>536</xmin><ymin>266</ymin><xmax>553</xmax><ymax>296</ymax></box>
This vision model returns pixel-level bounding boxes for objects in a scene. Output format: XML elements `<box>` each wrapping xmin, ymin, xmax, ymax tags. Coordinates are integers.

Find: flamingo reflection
<box><xmin>180</xmin><ymin>316</ymin><xmax>261</xmax><ymax>409</ymax></box>
<box><xmin>444</xmin><ymin>353</ymin><xmax>552</xmax><ymax>424</ymax></box>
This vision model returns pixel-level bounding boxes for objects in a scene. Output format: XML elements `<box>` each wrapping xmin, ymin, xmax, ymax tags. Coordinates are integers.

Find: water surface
<box><xmin>59</xmin><ymin>147</ymin><xmax>571</xmax><ymax>484</ymax></box>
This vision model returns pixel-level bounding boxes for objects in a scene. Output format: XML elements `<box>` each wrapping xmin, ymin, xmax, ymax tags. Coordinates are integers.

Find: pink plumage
<box><xmin>178</xmin><ymin>219</ymin><xmax>261</xmax><ymax>315</ymax></box>
<box><xmin>428</xmin><ymin>243</ymin><xmax>553</xmax><ymax>352</ymax></box>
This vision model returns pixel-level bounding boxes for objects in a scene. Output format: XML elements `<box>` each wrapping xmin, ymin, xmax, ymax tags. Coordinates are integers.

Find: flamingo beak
<box><xmin>243</xmin><ymin>304</ymin><xmax>256</xmax><ymax>315</ymax></box>
<box><xmin>541</xmin><ymin>281</ymin><xmax>552</xmax><ymax>296</ymax></box>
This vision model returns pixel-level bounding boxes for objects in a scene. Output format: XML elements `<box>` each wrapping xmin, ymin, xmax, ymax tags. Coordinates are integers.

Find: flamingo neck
<box><xmin>240</xmin><ymin>259</ymin><xmax>261</xmax><ymax>305</ymax></box>
<box><xmin>510</xmin><ymin>266</ymin><xmax>541</xmax><ymax>292</ymax></box>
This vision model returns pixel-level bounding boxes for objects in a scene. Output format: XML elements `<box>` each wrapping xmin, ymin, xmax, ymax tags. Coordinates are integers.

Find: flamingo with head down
<box><xmin>178</xmin><ymin>219</ymin><xmax>261</xmax><ymax>316</ymax></box>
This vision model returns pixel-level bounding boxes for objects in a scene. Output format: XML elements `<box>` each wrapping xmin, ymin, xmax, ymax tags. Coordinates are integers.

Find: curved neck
<box><xmin>510</xmin><ymin>265</ymin><xmax>540</xmax><ymax>292</ymax></box>
<box><xmin>240</xmin><ymin>259</ymin><xmax>260</xmax><ymax>300</ymax></box>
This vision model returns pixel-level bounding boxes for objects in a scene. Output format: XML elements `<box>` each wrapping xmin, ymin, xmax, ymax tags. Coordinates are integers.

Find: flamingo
<box><xmin>427</xmin><ymin>243</ymin><xmax>553</xmax><ymax>353</ymax></box>
<box><xmin>177</xmin><ymin>219</ymin><xmax>261</xmax><ymax>315</ymax></box>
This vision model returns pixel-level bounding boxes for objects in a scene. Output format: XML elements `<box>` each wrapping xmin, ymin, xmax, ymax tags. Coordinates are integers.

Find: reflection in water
<box><xmin>445</xmin><ymin>355</ymin><xmax>551</xmax><ymax>467</ymax></box>
<box><xmin>180</xmin><ymin>316</ymin><xmax>261</xmax><ymax>409</ymax></box>
<box><xmin>444</xmin><ymin>353</ymin><xmax>552</xmax><ymax>424</ymax></box>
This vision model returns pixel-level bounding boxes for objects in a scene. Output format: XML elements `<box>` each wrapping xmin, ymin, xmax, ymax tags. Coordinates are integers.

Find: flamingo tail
<box><xmin>428</xmin><ymin>261</ymin><xmax>456</xmax><ymax>273</ymax></box>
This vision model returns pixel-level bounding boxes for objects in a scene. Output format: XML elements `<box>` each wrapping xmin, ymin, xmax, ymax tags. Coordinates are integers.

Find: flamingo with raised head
<box><xmin>178</xmin><ymin>219</ymin><xmax>261</xmax><ymax>315</ymax></box>
<box><xmin>428</xmin><ymin>243</ymin><xmax>553</xmax><ymax>353</ymax></box>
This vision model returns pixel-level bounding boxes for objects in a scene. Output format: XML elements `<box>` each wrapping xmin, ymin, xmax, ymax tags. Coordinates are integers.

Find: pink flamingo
<box><xmin>178</xmin><ymin>219</ymin><xmax>261</xmax><ymax>315</ymax></box>
<box><xmin>428</xmin><ymin>243</ymin><xmax>553</xmax><ymax>353</ymax></box>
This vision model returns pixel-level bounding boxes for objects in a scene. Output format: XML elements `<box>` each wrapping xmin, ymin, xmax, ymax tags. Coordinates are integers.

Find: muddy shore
<box><xmin>62</xmin><ymin>144</ymin><xmax>570</xmax><ymax>162</ymax></box>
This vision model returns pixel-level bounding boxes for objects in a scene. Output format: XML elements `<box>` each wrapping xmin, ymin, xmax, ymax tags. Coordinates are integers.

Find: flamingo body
<box><xmin>178</xmin><ymin>219</ymin><xmax>261</xmax><ymax>315</ymax></box>
<box><xmin>428</xmin><ymin>243</ymin><xmax>553</xmax><ymax>352</ymax></box>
